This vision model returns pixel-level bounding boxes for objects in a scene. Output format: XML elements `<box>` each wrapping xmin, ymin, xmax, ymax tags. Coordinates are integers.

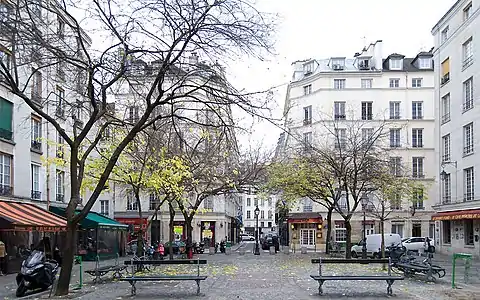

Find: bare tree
<box><xmin>0</xmin><ymin>0</ymin><xmax>275</xmax><ymax>294</ymax></box>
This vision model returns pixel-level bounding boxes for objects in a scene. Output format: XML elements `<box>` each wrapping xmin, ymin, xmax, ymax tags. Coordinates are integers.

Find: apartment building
<box><xmin>240</xmin><ymin>187</ymin><xmax>277</xmax><ymax>237</ymax></box>
<box><xmin>278</xmin><ymin>40</ymin><xmax>437</xmax><ymax>249</ymax></box>
<box><xmin>431</xmin><ymin>0</ymin><xmax>480</xmax><ymax>257</ymax></box>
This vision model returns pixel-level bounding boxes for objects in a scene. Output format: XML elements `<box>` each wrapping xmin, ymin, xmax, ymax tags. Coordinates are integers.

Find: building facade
<box><xmin>240</xmin><ymin>187</ymin><xmax>277</xmax><ymax>237</ymax></box>
<box><xmin>431</xmin><ymin>0</ymin><xmax>480</xmax><ymax>257</ymax></box>
<box><xmin>279</xmin><ymin>40</ymin><xmax>437</xmax><ymax>249</ymax></box>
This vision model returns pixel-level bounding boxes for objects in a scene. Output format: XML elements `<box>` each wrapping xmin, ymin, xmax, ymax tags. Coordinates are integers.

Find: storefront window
<box><xmin>442</xmin><ymin>220</ymin><xmax>451</xmax><ymax>244</ymax></box>
<box><xmin>391</xmin><ymin>224</ymin><xmax>404</xmax><ymax>238</ymax></box>
<box><xmin>464</xmin><ymin>220</ymin><xmax>474</xmax><ymax>245</ymax></box>
<box><xmin>334</xmin><ymin>222</ymin><xmax>346</xmax><ymax>242</ymax></box>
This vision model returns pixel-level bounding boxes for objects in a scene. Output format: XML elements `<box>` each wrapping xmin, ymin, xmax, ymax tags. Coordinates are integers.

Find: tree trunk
<box><xmin>325</xmin><ymin>207</ymin><xmax>333</xmax><ymax>254</ymax></box>
<box><xmin>380</xmin><ymin>219</ymin><xmax>386</xmax><ymax>270</ymax></box>
<box><xmin>168</xmin><ymin>203</ymin><xmax>175</xmax><ymax>260</ymax></box>
<box><xmin>135</xmin><ymin>190</ymin><xmax>144</xmax><ymax>257</ymax></box>
<box><xmin>55</xmin><ymin>222</ymin><xmax>77</xmax><ymax>295</ymax></box>
<box><xmin>345</xmin><ymin>219</ymin><xmax>352</xmax><ymax>259</ymax></box>
<box><xmin>185</xmin><ymin>216</ymin><xmax>194</xmax><ymax>248</ymax></box>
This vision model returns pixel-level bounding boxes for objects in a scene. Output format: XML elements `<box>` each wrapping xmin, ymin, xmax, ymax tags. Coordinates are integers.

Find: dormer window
<box><xmin>418</xmin><ymin>58</ymin><xmax>432</xmax><ymax>69</ymax></box>
<box><xmin>389</xmin><ymin>59</ymin><xmax>403</xmax><ymax>70</ymax></box>
<box><xmin>331</xmin><ymin>58</ymin><xmax>345</xmax><ymax>70</ymax></box>
<box><xmin>358</xmin><ymin>58</ymin><xmax>370</xmax><ymax>70</ymax></box>
<box><xmin>303</xmin><ymin>61</ymin><xmax>314</xmax><ymax>74</ymax></box>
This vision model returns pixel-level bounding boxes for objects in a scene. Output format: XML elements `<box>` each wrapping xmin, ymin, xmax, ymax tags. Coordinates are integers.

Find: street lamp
<box><xmin>254</xmin><ymin>205</ymin><xmax>260</xmax><ymax>255</ymax></box>
<box><xmin>361</xmin><ymin>194</ymin><xmax>369</xmax><ymax>259</ymax></box>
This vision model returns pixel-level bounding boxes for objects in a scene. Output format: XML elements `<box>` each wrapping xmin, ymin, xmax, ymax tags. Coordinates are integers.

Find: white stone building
<box><xmin>278</xmin><ymin>40</ymin><xmax>437</xmax><ymax>249</ymax></box>
<box><xmin>239</xmin><ymin>187</ymin><xmax>277</xmax><ymax>237</ymax></box>
<box><xmin>431</xmin><ymin>0</ymin><xmax>480</xmax><ymax>257</ymax></box>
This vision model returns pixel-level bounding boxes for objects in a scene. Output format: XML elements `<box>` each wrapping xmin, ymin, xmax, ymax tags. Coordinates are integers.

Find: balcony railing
<box><xmin>442</xmin><ymin>196</ymin><xmax>451</xmax><ymax>204</ymax></box>
<box><xmin>412</xmin><ymin>172</ymin><xmax>425</xmax><ymax>179</ymax></box>
<box><xmin>390</xmin><ymin>142</ymin><xmax>401</xmax><ymax>148</ymax></box>
<box><xmin>389</xmin><ymin>114</ymin><xmax>401</xmax><ymax>120</ymax></box>
<box><xmin>463</xmin><ymin>56</ymin><xmax>473</xmax><ymax>69</ymax></box>
<box><xmin>464</xmin><ymin>193</ymin><xmax>474</xmax><ymax>202</ymax></box>
<box><xmin>31</xmin><ymin>140</ymin><xmax>42</xmax><ymax>152</ymax></box>
<box><xmin>56</xmin><ymin>194</ymin><xmax>64</xmax><ymax>202</ymax></box>
<box><xmin>412</xmin><ymin>115</ymin><xmax>423</xmax><ymax>120</ymax></box>
<box><xmin>463</xmin><ymin>100</ymin><xmax>474</xmax><ymax>112</ymax></box>
<box><xmin>362</xmin><ymin>114</ymin><xmax>373</xmax><ymax>120</ymax></box>
<box><xmin>441</xmin><ymin>73</ymin><xmax>450</xmax><ymax>85</ymax></box>
<box><xmin>0</xmin><ymin>185</ymin><xmax>12</xmax><ymax>196</ymax></box>
<box><xmin>442</xmin><ymin>154</ymin><xmax>451</xmax><ymax>162</ymax></box>
<box><xmin>0</xmin><ymin>128</ymin><xmax>13</xmax><ymax>141</ymax></box>
<box><xmin>463</xmin><ymin>145</ymin><xmax>474</xmax><ymax>156</ymax></box>
<box><xmin>303</xmin><ymin>119</ymin><xmax>312</xmax><ymax>126</ymax></box>
<box><xmin>441</xmin><ymin>113</ymin><xmax>450</xmax><ymax>124</ymax></box>
<box><xmin>31</xmin><ymin>190</ymin><xmax>41</xmax><ymax>200</ymax></box>
<box><xmin>412</xmin><ymin>143</ymin><xmax>423</xmax><ymax>148</ymax></box>
<box><xmin>334</xmin><ymin>114</ymin><xmax>346</xmax><ymax>120</ymax></box>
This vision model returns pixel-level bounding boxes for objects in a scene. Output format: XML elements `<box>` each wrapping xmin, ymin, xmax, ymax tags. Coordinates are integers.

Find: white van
<box><xmin>351</xmin><ymin>233</ymin><xmax>402</xmax><ymax>258</ymax></box>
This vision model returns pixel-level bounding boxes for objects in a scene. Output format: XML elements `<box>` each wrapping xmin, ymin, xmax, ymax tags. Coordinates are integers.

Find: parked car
<box><xmin>402</xmin><ymin>237</ymin><xmax>435</xmax><ymax>253</ymax></box>
<box><xmin>351</xmin><ymin>233</ymin><xmax>402</xmax><ymax>258</ymax></box>
<box><xmin>261</xmin><ymin>233</ymin><xmax>279</xmax><ymax>251</ymax></box>
<box><xmin>240</xmin><ymin>234</ymin><xmax>254</xmax><ymax>241</ymax></box>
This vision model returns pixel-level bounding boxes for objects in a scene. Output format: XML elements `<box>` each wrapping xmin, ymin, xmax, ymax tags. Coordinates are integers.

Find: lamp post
<box><xmin>361</xmin><ymin>194</ymin><xmax>369</xmax><ymax>259</ymax></box>
<box><xmin>254</xmin><ymin>205</ymin><xmax>260</xmax><ymax>255</ymax></box>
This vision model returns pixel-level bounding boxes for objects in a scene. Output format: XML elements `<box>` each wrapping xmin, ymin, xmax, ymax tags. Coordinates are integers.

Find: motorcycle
<box><xmin>193</xmin><ymin>242</ymin><xmax>205</xmax><ymax>254</ymax></box>
<box><xmin>16</xmin><ymin>250</ymin><xmax>59</xmax><ymax>297</ymax></box>
<box><xmin>219</xmin><ymin>241</ymin><xmax>226</xmax><ymax>253</ymax></box>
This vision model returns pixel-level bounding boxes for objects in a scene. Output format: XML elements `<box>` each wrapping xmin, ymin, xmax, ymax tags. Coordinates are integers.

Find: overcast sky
<box><xmin>230</xmin><ymin>0</ymin><xmax>455</xmax><ymax>152</ymax></box>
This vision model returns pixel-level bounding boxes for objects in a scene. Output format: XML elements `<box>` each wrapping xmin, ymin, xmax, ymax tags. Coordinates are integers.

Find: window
<box><xmin>442</xmin><ymin>173</ymin><xmax>451</xmax><ymax>204</ymax></box>
<box><xmin>442</xmin><ymin>220</ymin><xmax>451</xmax><ymax>244</ymax></box>
<box><xmin>412</xmin><ymin>78</ymin><xmax>422</xmax><ymax>88</ymax></box>
<box><xmin>260</xmin><ymin>210</ymin><xmax>265</xmax><ymax>219</ymax></box>
<box><xmin>463</xmin><ymin>122</ymin><xmax>474</xmax><ymax>155</ymax></box>
<box><xmin>303</xmin><ymin>132</ymin><xmax>312</xmax><ymax>151</ymax></box>
<box><xmin>464</xmin><ymin>167</ymin><xmax>474</xmax><ymax>201</ymax></box>
<box><xmin>391</xmin><ymin>224</ymin><xmax>404</xmax><ymax>238</ymax></box>
<box><xmin>247</xmin><ymin>210</ymin><xmax>251</xmax><ymax>219</ymax></box>
<box><xmin>303</xmin><ymin>198</ymin><xmax>313</xmax><ymax>212</ymax></box>
<box><xmin>268</xmin><ymin>210</ymin><xmax>273</xmax><ymax>219</ymax></box>
<box><xmin>389</xmin><ymin>59</ymin><xmax>402</xmax><ymax>70</ymax></box>
<box><xmin>260</xmin><ymin>221</ymin><xmax>264</xmax><ymax>227</ymax></box>
<box><xmin>204</xmin><ymin>197</ymin><xmax>214</xmax><ymax>210</ymax></box>
<box><xmin>361</xmin><ymin>128</ymin><xmax>373</xmax><ymax>144</ymax></box>
<box><xmin>412</xmin><ymin>157</ymin><xmax>424</xmax><ymax>178</ymax></box>
<box><xmin>128</xmin><ymin>106</ymin><xmax>139</xmax><ymax>122</ymax></box>
<box><xmin>361</xmin><ymin>102</ymin><xmax>372</xmax><ymax>120</ymax></box>
<box><xmin>464</xmin><ymin>220</ymin><xmax>474</xmax><ymax>245</ymax></box>
<box><xmin>335</xmin><ymin>222</ymin><xmax>346</xmax><ymax>242</ymax></box>
<box><xmin>31</xmin><ymin>70</ymin><xmax>42</xmax><ymax>103</ymax></box>
<box><xmin>441</xmin><ymin>58</ymin><xmax>450</xmax><ymax>84</ymax></box>
<box><xmin>441</xmin><ymin>26</ymin><xmax>449</xmax><ymax>43</ymax></box>
<box><xmin>254</xmin><ymin>198</ymin><xmax>258</xmax><ymax>206</ymax></box>
<box><xmin>334</xmin><ymin>128</ymin><xmax>346</xmax><ymax>149</ymax></box>
<box><xmin>419</xmin><ymin>58</ymin><xmax>432</xmax><ymax>69</ymax></box>
<box><xmin>389</xmin><ymin>192</ymin><xmax>402</xmax><ymax>210</ymax></box>
<box><xmin>389</xmin><ymin>157</ymin><xmax>402</xmax><ymax>176</ymax></box>
<box><xmin>389</xmin><ymin>78</ymin><xmax>400</xmax><ymax>88</ymax></box>
<box><xmin>246</xmin><ymin>198</ymin><xmax>251</xmax><ymax>206</ymax></box>
<box><xmin>268</xmin><ymin>222</ymin><xmax>272</xmax><ymax>228</ymax></box>
<box><xmin>30</xmin><ymin>164</ymin><xmax>40</xmax><ymax>199</ymax></box>
<box><xmin>149</xmin><ymin>193</ymin><xmax>160</xmax><ymax>210</ymax></box>
<box><xmin>463</xmin><ymin>38</ymin><xmax>473</xmax><ymax>68</ymax></box>
<box><xmin>0</xmin><ymin>98</ymin><xmax>13</xmax><ymax>141</ymax></box>
<box><xmin>268</xmin><ymin>198</ymin><xmax>272</xmax><ymax>206</ymax></box>
<box><xmin>100</xmin><ymin>200</ymin><xmax>109</xmax><ymax>216</ymax></box>
<box><xmin>390</xmin><ymin>129</ymin><xmax>401</xmax><ymax>147</ymax></box>
<box><xmin>334</xmin><ymin>101</ymin><xmax>346</xmax><ymax>120</ymax></box>
<box><xmin>303</xmin><ymin>106</ymin><xmax>312</xmax><ymax>125</ymax></box>
<box><xmin>126</xmin><ymin>192</ymin><xmax>138</xmax><ymax>211</ymax></box>
<box><xmin>0</xmin><ymin>154</ymin><xmax>11</xmax><ymax>195</ymax></box>
<box><xmin>412</xmin><ymin>188</ymin><xmax>424</xmax><ymax>209</ymax></box>
<box><xmin>31</xmin><ymin>116</ymin><xmax>42</xmax><ymax>151</ymax></box>
<box><xmin>56</xmin><ymin>87</ymin><xmax>65</xmax><ymax>117</ymax></box>
<box><xmin>332</xmin><ymin>58</ymin><xmax>345</xmax><ymax>69</ymax></box>
<box><xmin>56</xmin><ymin>170</ymin><xmax>65</xmax><ymax>202</ymax></box>
<box><xmin>358</xmin><ymin>58</ymin><xmax>370</xmax><ymax>70</ymax></box>
<box><xmin>57</xmin><ymin>59</ymin><xmax>65</xmax><ymax>81</ymax></box>
<box><xmin>361</xmin><ymin>79</ymin><xmax>372</xmax><ymax>88</ymax></box>
<box><xmin>464</xmin><ymin>2</ymin><xmax>472</xmax><ymax>21</ymax></box>
<box><xmin>56</xmin><ymin>133</ymin><xmax>64</xmax><ymax>158</ymax></box>
<box><xmin>442</xmin><ymin>134</ymin><xmax>450</xmax><ymax>162</ymax></box>
<box><xmin>333</xmin><ymin>79</ymin><xmax>346</xmax><ymax>89</ymax></box>
<box><xmin>303</xmin><ymin>62</ymin><xmax>314</xmax><ymax>74</ymax></box>
<box><xmin>389</xmin><ymin>102</ymin><xmax>400</xmax><ymax>119</ymax></box>
<box><xmin>261</xmin><ymin>199</ymin><xmax>265</xmax><ymax>207</ymax></box>
<box><xmin>412</xmin><ymin>102</ymin><xmax>423</xmax><ymax>119</ymax></box>
<box><xmin>441</xmin><ymin>94</ymin><xmax>450</xmax><ymax>124</ymax></box>
<box><xmin>303</xmin><ymin>84</ymin><xmax>312</xmax><ymax>95</ymax></box>
<box><xmin>412</xmin><ymin>129</ymin><xmax>423</xmax><ymax>148</ymax></box>
<box><xmin>463</xmin><ymin>77</ymin><xmax>473</xmax><ymax>111</ymax></box>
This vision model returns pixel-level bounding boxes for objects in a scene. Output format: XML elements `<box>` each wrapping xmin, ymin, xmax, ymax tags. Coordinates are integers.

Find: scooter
<box><xmin>219</xmin><ymin>241</ymin><xmax>226</xmax><ymax>253</ymax></box>
<box><xmin>16</xmin><ymin>250</ymin><xmax>59</xmax><ymax>297</ymax></box>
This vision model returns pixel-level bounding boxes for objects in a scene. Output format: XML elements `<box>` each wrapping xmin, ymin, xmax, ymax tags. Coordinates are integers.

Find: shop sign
<box><xmin>432</xmin><ymin>212</ymin><xmax>480</xmax><ymax>221</ymax></box>
<box><xmin>288</xmin><ymin>218</ymin><xmax>322</xmax><ymax>224</ymax></box>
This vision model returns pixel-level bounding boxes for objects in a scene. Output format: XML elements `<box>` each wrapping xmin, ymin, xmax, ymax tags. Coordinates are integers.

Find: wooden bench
<box><xmin>85</xmin><ymin>255</ymin><xmax>127</xmax><ymax>283</ymax></box>
<box><xmin>120</xmin><ymin>259</ymin><xmax>208</xmax><ymax>296</ymax></box>
<box><xmin>310</xmin><ymin>258</ymin><xmax>404</xmax><ymax>296</ymax></box>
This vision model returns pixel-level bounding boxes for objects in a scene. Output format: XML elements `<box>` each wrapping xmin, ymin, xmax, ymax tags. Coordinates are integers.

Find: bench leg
<box><xmin>129</xmin><ymin>281</ymin><xmax>136</xmax><ymax>296</ymax></box>
<box><xmin>196</xmin><ymin>280</ymin><xmax>201</xmax><ymax>295</ymax></box>
<box><xmin>386</xmin><ymin>279</ymin><xmax>394</xmax><ymax>296</ymax></box>
<box><xmin>318</xmin><ymin>280</ymin><xmax>324</xmax><ymax>295</ymax></box>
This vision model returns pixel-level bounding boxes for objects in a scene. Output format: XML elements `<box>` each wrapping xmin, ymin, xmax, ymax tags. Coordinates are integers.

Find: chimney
<box><xmin>189</xmin><ymin>52</ymin><xmax>199</xmax><ymax>66</ymax></box>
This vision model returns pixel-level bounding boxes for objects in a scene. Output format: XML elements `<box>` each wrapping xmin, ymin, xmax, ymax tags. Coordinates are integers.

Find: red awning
<box><xmin>116</xmin><ymin>217</ymin><xmax>148</xmax><ymax>230</ymax></box>
<box><xmin>0</xmin><ymin>201</ymin><xmax>67</xmax><ymax>232</ymax></box>
<box><xmin>432</xmin><ymin>209</ymin><xmax>480</xmax><ymax>221</ymax></box>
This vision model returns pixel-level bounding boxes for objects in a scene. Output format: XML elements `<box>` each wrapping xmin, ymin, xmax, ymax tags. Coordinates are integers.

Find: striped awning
<box><xmin>0</xmin><ymin>201</ymin><xmax>67</xmax><ymax>232</ymax></box>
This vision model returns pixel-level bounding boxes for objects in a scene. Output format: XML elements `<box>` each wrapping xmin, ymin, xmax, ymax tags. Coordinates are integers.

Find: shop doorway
<box><xmin>300</xmin><ymin>229</ymin><xmax>315</xmax><ymax>246</ymax></box>
<box><xmin>412</xmin><ymin>223</ymin><xmax>422</xmax><ymax>237</ymax></box>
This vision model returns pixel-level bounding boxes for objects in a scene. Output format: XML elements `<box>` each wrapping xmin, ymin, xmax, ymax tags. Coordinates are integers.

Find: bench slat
<box><xmin>120</xmin><ymin>276</ymin><xmax>207</xmax><ymax>281</ymax></box>
<box><xmin>124</xmin><ymin>259</ymin><xmax>207</xmax><ymax>266</ymax></box>
<box><xmin>86</xmin><ymin>265</ymin><xmax>126</xmax><ymax>273</ymax></box>
<box><xmin>311</xmin><ymin>275</ymin><xmax>404</xmax><ymax>280</ymax></box>
<box><xmin>311</xmin><ymin>258</ymin><xmax>389</xmax><ymax>264</ymax></box>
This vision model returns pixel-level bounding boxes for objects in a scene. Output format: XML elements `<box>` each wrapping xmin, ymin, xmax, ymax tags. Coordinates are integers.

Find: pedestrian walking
<box><xmin>0</xmin><ymin>240</ymin><xmax>6</xmax><ymax>275</ymax></box>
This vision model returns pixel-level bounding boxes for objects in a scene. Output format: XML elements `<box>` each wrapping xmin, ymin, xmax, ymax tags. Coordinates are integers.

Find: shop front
<box><xmin>115</xmin><ymin>217</ymin><xmax>148</xmax><ymax>243</ymax></box>
<box><xmin>0</xmin><ymin>201</ymin><xmax>67</xmax><ymax>273</ymax></box>
<box><xmin>287</xmin><ymin>212</ymin><xmax>323</xmax><ymax>250</ymax></box>
<box><xmin>200</xmin><ymin>221</ymin><xmax>216</xmax><ymax>247</ymax></box>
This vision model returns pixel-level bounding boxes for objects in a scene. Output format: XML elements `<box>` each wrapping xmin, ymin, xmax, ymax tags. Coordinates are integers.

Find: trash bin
<box><xmin>269</xmin><ymin>246</ymin><xmax>275</xmax><ymax>255</ymax></box>
<box><xmin>226</xmin><ymin>241</ymin><xmax>232</xmax><ymax>248</ymax></box>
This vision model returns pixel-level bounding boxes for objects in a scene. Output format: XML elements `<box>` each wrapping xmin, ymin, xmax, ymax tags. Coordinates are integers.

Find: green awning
<box><xmin>49</xmin><ymin>207</ymin><xmax>128</xmax><ymax>230</ymax></box>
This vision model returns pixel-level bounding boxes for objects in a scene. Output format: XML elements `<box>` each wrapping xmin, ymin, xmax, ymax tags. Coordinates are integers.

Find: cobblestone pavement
<box><xmin>0</xmin><ymin>250</ymin><xmax>479</xmax><ymax>300</ymax></box>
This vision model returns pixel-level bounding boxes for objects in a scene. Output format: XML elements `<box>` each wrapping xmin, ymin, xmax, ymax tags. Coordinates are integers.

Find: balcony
<box><xmin>0</xmin><ymin>128</ymin><xmax>13</xmax><ymax>141</ymax></box>
<box><xmin>463</xmin><ymin>100</ymin><xmax>474</xmax><ymax>112</ymax></box>
<box><xmin>441</xmin><ymin>73</ymin><xmax>450</xmax><ymax>85</ymax></box>
<box><xmin>441</xmin><ymin>113</ymin><xmax>450</xmax><ymax>124</ymax></box>
<box><xmin>31</xmin><ymin>140</ymin><xmax>42</xmax><ymax>152</ymax></box>
<box><xmin>56</xmin><ymin>194</ymin><xmax>65</xmax><ymax>202</ymax></box>
<box><xmin>31</xmin><ymin>190</ymin><xmax>41</xmax><ymax>200</ymax></box>
<box><xmin>0</xmin><ymin>185</ymin><xmax>12</xmax><ymax>196</ymax></box>
<box><xmin>334</xmin><ymin>114</ymin><xmax>346</xmax><ymax>120</ymax></box>
<box><xmin>303</xmin><ymin>119</ymin><xmax>312</xmax><ymax>126</ymax></box>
